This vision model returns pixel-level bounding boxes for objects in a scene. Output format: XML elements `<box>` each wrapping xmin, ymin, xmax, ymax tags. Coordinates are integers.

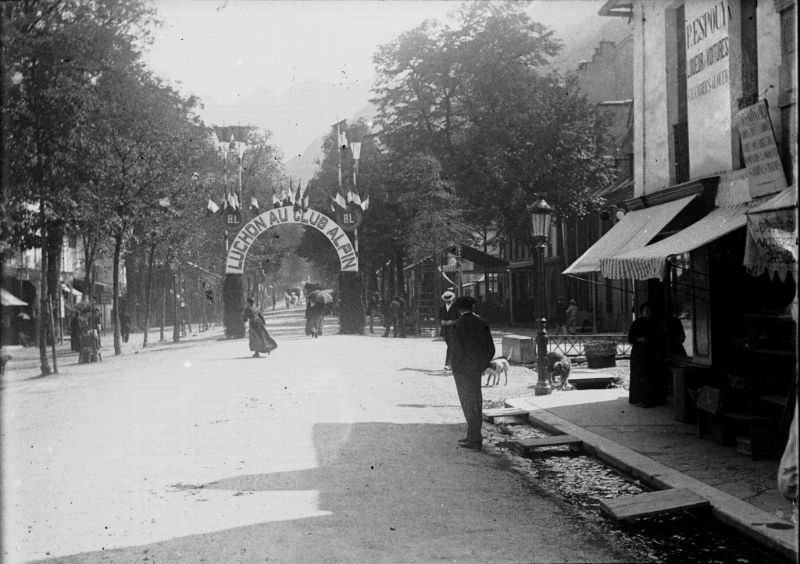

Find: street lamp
<box><xmin>527</xmin><ymin>198</ymin><xmax>553</xmax><ymax>395</ymax></box>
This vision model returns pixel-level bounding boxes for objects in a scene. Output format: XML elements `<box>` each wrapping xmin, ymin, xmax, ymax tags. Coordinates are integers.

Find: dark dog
<box><xmin>547</xmin><ymin>351</ymin><xmax>571</xmax><ymax>389</ymax></box>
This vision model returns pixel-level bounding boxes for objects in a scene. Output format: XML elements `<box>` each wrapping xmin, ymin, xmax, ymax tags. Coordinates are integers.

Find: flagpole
<box><xmin>337</xmin><ymin>120</ymin><xmax>343</xmax><ymax>198</ymax></box>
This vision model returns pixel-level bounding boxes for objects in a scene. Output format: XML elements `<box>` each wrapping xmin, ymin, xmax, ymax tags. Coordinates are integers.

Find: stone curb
<box><xmin>504</xmin><ymin>399</ymin><xmax>798</xmax><ymax>562</ymax></box>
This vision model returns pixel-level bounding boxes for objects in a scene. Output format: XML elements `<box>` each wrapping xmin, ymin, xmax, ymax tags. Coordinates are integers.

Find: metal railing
<box><xmin>546</xmin><ymin>333</ymin><xmax>631</xmax><ymax>358</ymax></box>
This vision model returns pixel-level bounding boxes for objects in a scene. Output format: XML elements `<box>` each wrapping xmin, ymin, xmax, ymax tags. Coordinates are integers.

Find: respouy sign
<box><xmin>225</xmin><ymin>206</ymin><xmax>358</xmax><ymax>274</ymax></box>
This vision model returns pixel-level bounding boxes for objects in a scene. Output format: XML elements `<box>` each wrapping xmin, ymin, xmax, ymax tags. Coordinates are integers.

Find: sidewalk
<box><xmin>504</xmin><ymin>386</ymin><xmax>798</xmax><ymax>561</ymax></box>
<box><xmin>1</xmin><ymin>325</ymin><xmax>225</xmax><ymax>384</ymax></box>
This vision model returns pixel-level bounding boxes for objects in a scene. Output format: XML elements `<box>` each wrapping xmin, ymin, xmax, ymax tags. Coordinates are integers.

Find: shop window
<box><xmin>669</xmin><ymin>248</ymin><xmax>711</xmax><ymax>361</ymax></box>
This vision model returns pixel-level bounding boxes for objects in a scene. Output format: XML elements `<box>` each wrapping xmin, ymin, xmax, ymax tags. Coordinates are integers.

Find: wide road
<box><xmin>2</xmin><ymin>309</ymin><xmax>636</xmax><ymax>563</ymax></box>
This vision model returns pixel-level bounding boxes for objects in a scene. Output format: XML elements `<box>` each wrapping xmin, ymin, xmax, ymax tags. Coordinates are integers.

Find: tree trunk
<box><xmin>172</xmin><ymin>266</ymin><xmax>180</xmax><ymax>343</ymax></box>
<box><xmin>38</xmin><ymin>199</ymin><xmax>51</xmax><ymax>376</ymax></box>
<box><xmin>46</xmin><ymin>223</ymin><xmax>63</xmax><ymax>343</ymax></box>
<box><xmin>112</xmin><ymin>233</ymin><xmax>123</xmax><ymax>355</ymax></box>
<box><xmin>160</xmin><ymin>270</ymin><xmax>166</xmax><ymax>342</ymax></box>
<box><xmin>47</xmin><ymin>296</ymin><xmax>58</xmax><ymax>373</ymax></box>
<box><xmin>142</xmin><ymin>243</ymin><xmax>155</xmax><ymax>348</ymax></box>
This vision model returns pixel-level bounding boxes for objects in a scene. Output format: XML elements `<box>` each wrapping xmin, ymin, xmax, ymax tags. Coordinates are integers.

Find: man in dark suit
<box><xmin>450</xmin><ymin>296</ymin><xmax>495</xmax><ymax>450</ymax></box>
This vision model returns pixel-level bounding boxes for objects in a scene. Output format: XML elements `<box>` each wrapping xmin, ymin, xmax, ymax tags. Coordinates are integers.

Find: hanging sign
<box><xmin>735</xmin><ymin>100</ymin><xmax>787</xmax><ymax>199</ymax></box>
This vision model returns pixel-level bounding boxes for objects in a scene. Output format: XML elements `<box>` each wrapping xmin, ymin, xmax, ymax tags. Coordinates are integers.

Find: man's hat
<box><xmin>441</xmin><ymin>290</ymin><xmax>455</xmax><ymax>301</ymax></box>
<box><xmin>453</xmin><ymin>296</ymin><xmax>476</xmax><ymax>310</ymax></box>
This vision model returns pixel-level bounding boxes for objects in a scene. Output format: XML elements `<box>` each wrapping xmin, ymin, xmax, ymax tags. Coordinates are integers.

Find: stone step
<box><xmin>568</xmin><ymin>370</ymin><xmax>617</xmax><ymax>389</ymax></box>
<box><xmin>599</xmin><ymin>488</ymin><xmax>709</xmax><ymax>522</ymax></box>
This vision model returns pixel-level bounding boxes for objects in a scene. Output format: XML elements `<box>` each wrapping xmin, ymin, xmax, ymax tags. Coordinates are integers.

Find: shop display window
<box><xmin>669</xmin><ymin>248</ymin><xmax>711</xmax><ymax>361</ymax></box>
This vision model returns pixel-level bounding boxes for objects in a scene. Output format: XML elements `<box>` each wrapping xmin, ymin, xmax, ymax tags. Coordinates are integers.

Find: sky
<box><xmin>143</xmin><ymin>1</ymin><xmax>609</xmax><ymax>162</ymax></box>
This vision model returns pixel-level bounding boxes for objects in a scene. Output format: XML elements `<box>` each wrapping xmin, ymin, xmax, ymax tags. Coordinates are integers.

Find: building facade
<box><xmin>571</xmin><ymin>0</ymin><xmax>798</xmax><ymax>456</ymax></box>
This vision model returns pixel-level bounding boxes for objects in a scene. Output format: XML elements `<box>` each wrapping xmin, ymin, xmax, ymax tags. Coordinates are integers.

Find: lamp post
<box><xmin>527</xmin><ymin>198</ymin><xmax>553</xmax><ymax>396</ymax></box>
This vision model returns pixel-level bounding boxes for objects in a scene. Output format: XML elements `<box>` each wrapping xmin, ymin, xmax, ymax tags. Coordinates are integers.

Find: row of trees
<box><xmin>2</xmin><ymin>0</ymin><xmax>286</xmax><ymax>374</ymax></box>
<box><xmin>300</xmin><ymin>2</ymin><xmax>616</xmax><ymax>300</ymax></box>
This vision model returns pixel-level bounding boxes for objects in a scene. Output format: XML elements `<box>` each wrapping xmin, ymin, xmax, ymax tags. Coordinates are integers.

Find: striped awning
<box><xmin>600</xmin><ymin>203</ymin><xmax>750</xmax><ymax>280</ymax></box>
<box><xmin>563</xmin><ymin>195</ymin><xmax>697</xmax><ymax>275</ymax></box>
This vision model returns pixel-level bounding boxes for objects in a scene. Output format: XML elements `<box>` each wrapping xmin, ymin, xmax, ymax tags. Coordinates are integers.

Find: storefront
<box><xmin>577</xmin><ymin>180</ymin><xmax>797</xmax><ymax>459</ymax></box>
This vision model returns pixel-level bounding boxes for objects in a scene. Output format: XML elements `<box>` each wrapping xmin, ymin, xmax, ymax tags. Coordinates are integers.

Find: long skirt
<box><xmin>306</xmin><ymin>310</ymin><xmax>324</xmax><ymax>336</ymax></box>
<box><xmin>249</xmin><ymin>320</ymin><xmax>277</xmax><ymax>353</ymax></box>
<box><xmin>629</xmin><ymin>352</ymin><xmax>665</xmax><ymax>406</ymax></box>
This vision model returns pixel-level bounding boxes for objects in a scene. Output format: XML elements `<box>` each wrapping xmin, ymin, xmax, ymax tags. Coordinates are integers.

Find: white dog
<box><xmin>482</xmin><ymin>357</ymin><xmax>509</xmax><ymax>386</ymax></box>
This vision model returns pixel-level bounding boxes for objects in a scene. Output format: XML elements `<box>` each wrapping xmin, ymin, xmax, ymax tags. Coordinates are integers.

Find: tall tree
<box><xmin>371</xmin><ymin>1</ymin><xmax>614</xmax><ymax>247</ymax></box>
<box><xmin>1</xmin><ymin>0</ymin><xmax>156</xmax><ymax>374</ymax></box>
<box><xmin>86</xmin><ymin>65</ymin><xmax>206</xmax><ymax>354</ymax></box>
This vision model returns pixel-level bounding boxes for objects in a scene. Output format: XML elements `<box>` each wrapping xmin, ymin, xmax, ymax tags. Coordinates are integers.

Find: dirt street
<box><xmin>2</xmin><ymin>310</ymin><xmax>639</xmax><ymax>563</ymax></box>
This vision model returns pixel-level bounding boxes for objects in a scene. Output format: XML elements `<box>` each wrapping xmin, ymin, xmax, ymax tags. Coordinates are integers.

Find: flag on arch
<box><xmin>302</xmin><ymin>182</ymin><xmax>310</xmax><ymax>210</ymax></box>
<box><xmin>250</xmin><ymin>195</ymin><xmax>259</xmax><ymax>213</ymax></box>
<box><xmin>332</xmin><ymin>119</ymin><xmax>348</xmax><ymax>151</ymax></box>
<box><xmin>272</xmin><ymin>191</ymin><xmax>281</xmax><ymax>209</ymax></box>
<box><xmin>207</xmin><ymin>198</ymin><xmax>220</xmax><ymax>215</ymax></box>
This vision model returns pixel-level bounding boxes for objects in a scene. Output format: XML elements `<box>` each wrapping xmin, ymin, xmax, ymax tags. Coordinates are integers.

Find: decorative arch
<box><xmin>225</xmin><ymin>206</ymin><xmax>358</xmax><ymax>274</ymax></box>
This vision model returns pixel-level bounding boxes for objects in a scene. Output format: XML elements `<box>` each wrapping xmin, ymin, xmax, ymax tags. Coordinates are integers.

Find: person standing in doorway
<box><xmin>438</xmin><ymin>289</ymin><xmax>459</xmax><ymax>370</ymax></box>
<box><xmin>450</xmin><ymin>296</ymin><xmax>495</xmax><ymax>450</ymax></box>
<box><xmin>627</xmin><ymin>301</ymin><xmax>666</xmax><ymax>407</ymax></box>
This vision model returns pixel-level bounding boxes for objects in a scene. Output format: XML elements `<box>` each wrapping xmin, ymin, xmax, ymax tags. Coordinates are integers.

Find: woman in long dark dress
<box><xmin>627</xmin><ymin>302</ymin><xmax>666</xmax><ymax>406</ymax></box>
<box><xmin>69</xmin><ymin>312</ymin><xmax>84</xmax><ymax>353</ymax></box>
<box><xmin>243</xmin><ymin>298</ymin><xmax>277</xmax><ymax>357</ymax></box>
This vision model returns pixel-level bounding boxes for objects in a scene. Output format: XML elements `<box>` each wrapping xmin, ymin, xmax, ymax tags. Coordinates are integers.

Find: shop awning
<box><xmin>744</xmin><ymin>186</ymin><xmax>797</xmax><ymax>282</ymax></box>
<box><xmin>1</xmin><ymin>288</ymin><xmax>28</xmax><ymax>306</ymax></box>
<box><xmin>562</xmin><ymin>195</ymin><xmax>697</xmax><ymax>275</ymax></box>
<box><xmin>453</xmin><ymin>246</ymin><xmax>508</xmax><ymax>270</ymax></box>
<box><xmin>600</xmin><ymin>203</ymin><xmax>750</xmax><ymax>280</ymax></box>
<box><xmin>61</xmin><ymin>282</ymin><xmax>82</xmax><ymax>297</ymax></box>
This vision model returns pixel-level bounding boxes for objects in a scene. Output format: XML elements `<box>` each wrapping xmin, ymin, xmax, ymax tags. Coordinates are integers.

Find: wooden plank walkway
<box><xmin>482</xmin><ymin>407</ymin><xmax>528</xmax><ymax>422</ymax></box>
<box><xmin>510</xmin><ymin>435</ymin><xmax>583</xmax><ymax>454</ymax></box>
<box><xmin>599</xmin><ymin>488</ymin><xmax>709</xmax><ymax>522</ymax></box>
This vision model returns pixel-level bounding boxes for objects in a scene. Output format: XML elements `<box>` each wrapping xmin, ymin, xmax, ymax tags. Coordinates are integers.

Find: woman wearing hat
<box><xmin>439</xmin><ymin>289</ymin><xmax>459</xmax><ymax>370</ymax></box>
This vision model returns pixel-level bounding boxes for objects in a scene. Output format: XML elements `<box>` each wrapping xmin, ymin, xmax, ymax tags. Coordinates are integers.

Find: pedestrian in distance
<box><xmin>120</xmin><ymin>310</ymin><xmax>131</xmax><ymax>344</ymax></box>
<box><xmin>438</xmin><ymin>289</ymin><xmax>459</xmax><ymax>370</ymax></box>
<box><xmin>243</xmin><ymin>297</ymin><xmax>277</xmax><ymax>357</ymax></box>
<box><xmin>69</xmin><ymin>311</ymin><xmax>84</xmax><ymax>353</ymax></box>
<box><xmin>627</xmin><ymin>301</ymin><xmax>667</xmax><ymax>407</ymax></box>
<box><xmin>554</xmin><ymin>297</ymin><xmax>567</xmax><ymax>335</ymax></box>
<box><xmin>450</xmin><ymin>295</ymin><xmax>495</xmax><ymax>450</ymax></box>
<box><xmin>383</xmin><ymin>295</ymin><xmax>406</xmax><ymax>338</ymax></box>
<box><xmin>565</xmin><ymin>298</ymin><xmax>579</xmax><ymax>334</ymax></box>
<box><xmin>367</xmin><ymin>292</ymin><xmax>382</xmax><ymax>334</ymax></box>
<box><xmin>305</xmin><ymin>294</ymin><xmax>325</xmax><ymax>338</ymax></box>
